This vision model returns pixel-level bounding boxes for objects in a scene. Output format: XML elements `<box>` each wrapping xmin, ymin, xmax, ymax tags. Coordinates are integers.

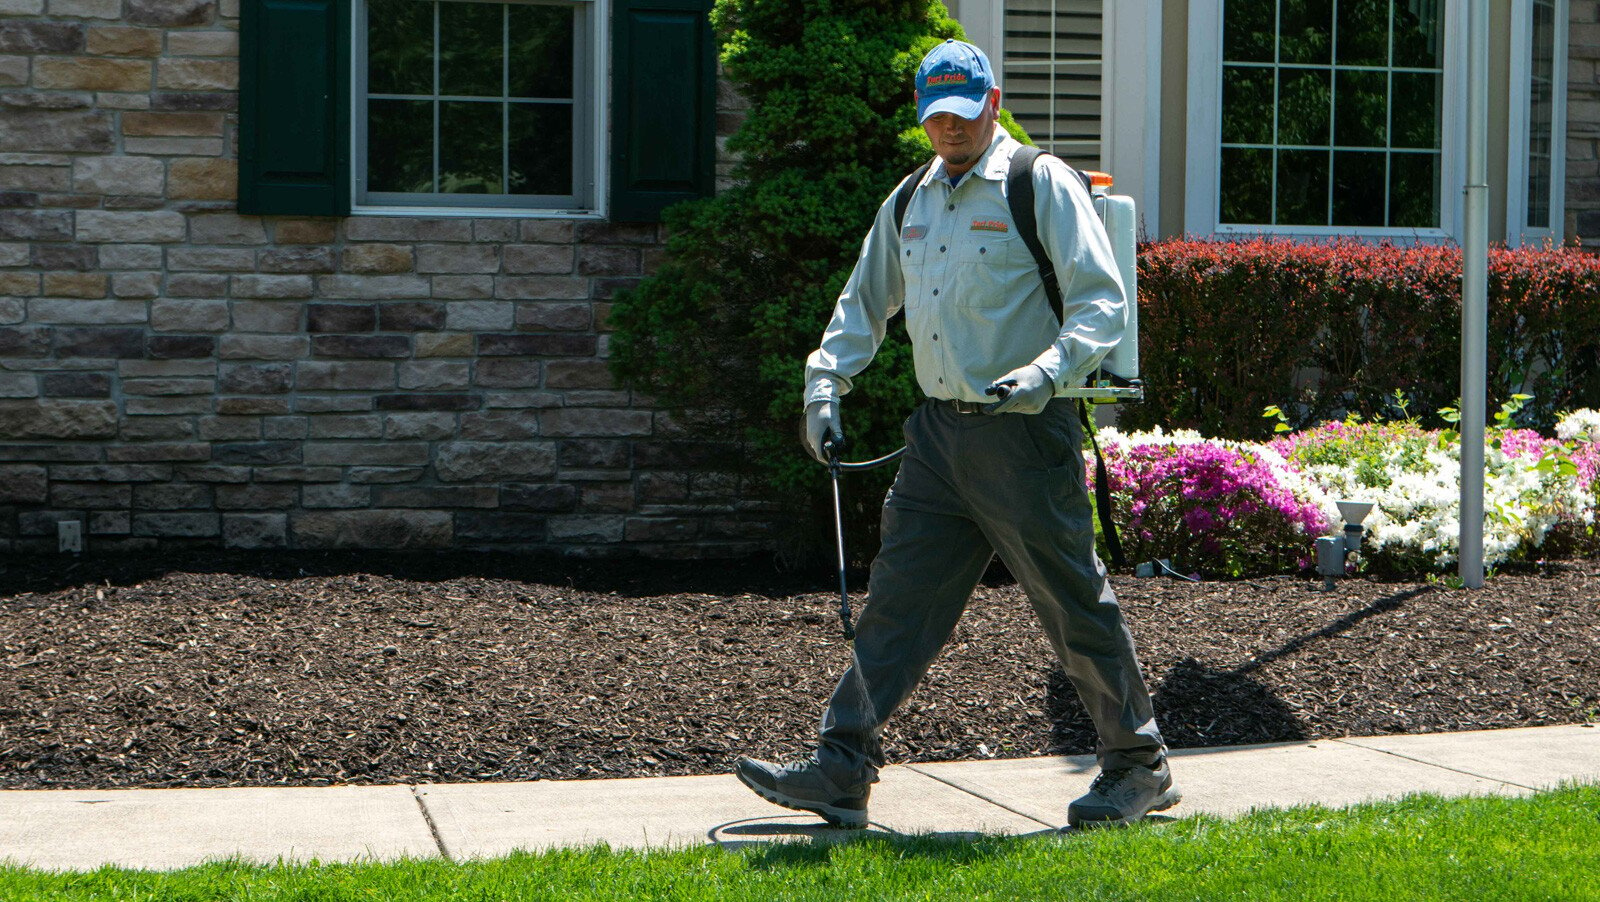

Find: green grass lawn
<box><xmin>5</xmin><ymin>784</ymin><xmax>1598</xmax><ymax>902</ymax></box>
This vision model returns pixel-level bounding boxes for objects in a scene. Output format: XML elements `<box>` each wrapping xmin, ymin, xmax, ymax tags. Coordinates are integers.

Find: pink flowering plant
<box><xmin>1092</xmin><ymin>428</ymin><xmax>1335</xmax><ymax>578</ymax></box>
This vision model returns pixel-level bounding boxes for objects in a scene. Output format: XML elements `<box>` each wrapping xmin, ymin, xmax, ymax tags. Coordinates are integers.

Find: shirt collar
<box><xmin>928</xmin><ymin>127</ymin><xmax>1015</xmax><ymax>186</ymax></box>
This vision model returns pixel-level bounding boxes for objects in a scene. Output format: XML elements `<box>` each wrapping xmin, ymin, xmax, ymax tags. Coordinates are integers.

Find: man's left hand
<box><xmin>983</xmin><ymin>364</ymin><xmax>1053</xmax><ymax>415</ymax></box>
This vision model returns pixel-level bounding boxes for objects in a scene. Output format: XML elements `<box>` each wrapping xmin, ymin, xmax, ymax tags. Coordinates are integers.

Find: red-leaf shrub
<box><xmin>1122</xmin><ymin>238</ymin><xmax>1600</xmax><ymax>439</ymax></box>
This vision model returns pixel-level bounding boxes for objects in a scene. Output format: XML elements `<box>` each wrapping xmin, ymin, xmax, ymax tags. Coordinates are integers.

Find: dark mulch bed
<box><xmin>1</xmin><ymin>551</ymin><xmax>1596</xmax><ymax>790</ymax></box>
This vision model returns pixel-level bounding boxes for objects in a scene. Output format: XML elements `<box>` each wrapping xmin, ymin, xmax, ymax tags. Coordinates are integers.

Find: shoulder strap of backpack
<box><xmin>1008</xmin><ymin>144</ymin><xmax>1080</xmax><ymax>326</ymax></box>
<box><xmin>893</xmin><ymin>158</ymin><xmax>935</xmax><ymax>235</ymax></box>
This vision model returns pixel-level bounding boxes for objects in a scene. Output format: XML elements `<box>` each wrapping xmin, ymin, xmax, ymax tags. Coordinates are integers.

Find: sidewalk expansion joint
<box><xmin>1329</xmin><ymin>739</ymin><xmax>1539</xmax><ymax>791</ymax></box>
<box><xmin>410</xmin><ymin>785</ymin><xmax>454</xmax><ymax>862</ymax></box>
<box><xmin>902</xmin><ymin>764</ymin><xmax>1058</xmax><ymax>830</ymax></box>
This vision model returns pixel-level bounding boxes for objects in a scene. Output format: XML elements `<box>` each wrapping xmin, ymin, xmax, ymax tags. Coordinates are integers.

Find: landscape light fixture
<box><xmin>1316</xmin><ymin>500</ymin><xmax>1374</xmax><ymax>591</ymax></box>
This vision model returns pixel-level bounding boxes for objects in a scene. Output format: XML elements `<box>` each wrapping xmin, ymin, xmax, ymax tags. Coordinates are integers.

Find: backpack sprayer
<box><xmin>822</xmin><ymin>164</ymin><xmax>1143</xmax><ymax>640</ymax></box>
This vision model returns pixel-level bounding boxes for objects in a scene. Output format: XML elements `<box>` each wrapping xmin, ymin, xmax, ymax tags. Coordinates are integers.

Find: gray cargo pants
<box><xmin>816</xmin><ymin>397</ymin><xmax>1166</xmax><ymax>788</ymax></box>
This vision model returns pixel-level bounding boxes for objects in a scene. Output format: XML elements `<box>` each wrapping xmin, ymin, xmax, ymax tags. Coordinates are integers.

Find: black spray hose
<box><xmin>822</xmin><ymin>437</ymin><xmax>905</xmax><ymax>641</ymax></box>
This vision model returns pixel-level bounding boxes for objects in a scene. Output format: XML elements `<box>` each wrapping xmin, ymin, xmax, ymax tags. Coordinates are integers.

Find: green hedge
<box><xmin>1120</xmin><ymin>239</ymin><xmax>1600</xmax><ymax>440</ymax></box>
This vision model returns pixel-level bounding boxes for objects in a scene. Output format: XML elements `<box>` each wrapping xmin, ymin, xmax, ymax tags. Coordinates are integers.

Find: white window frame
<box><xmin>1506</xmin><ymin>0</ymin><xmax>1568</xmax><ymax>246</ymax></box>
<box><xmin>1184</xmin><ymin>0</ymin><xmax>1465</xmax><ymax>242</ymax></box>
<box><xmin>349</xmin><ymin>0</ymin><xmax>609</xmax><ymax>219</ymax></box>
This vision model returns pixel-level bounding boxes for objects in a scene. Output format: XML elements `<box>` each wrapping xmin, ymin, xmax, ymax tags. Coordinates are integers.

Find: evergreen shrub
<box><xmin>1124</xmin><ymin>239</ymin><xmax>1600</xmax><ymax>441</ymax></box>
<box><xmin>609</xmin><ymin>0</ymin><xmax>1030</xmax><ymax>561</ymax></box>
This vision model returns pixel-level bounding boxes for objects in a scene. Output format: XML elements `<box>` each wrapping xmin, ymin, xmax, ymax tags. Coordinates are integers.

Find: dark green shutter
<box><xmin>238</xmin><ymin>0</ymin><xmax>351</xmax><ymax>216</ymax></box>
<box><xmin>610</xmin><ymin>0</ymin><xmax>716</xmax><ymax>222</ymax></box>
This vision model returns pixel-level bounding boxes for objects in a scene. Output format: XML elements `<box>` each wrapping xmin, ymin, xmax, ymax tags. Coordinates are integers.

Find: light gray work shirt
<box><xmin>803</xmin><ymin>129</ymin><xmax>1127</xmax><ymax>407</ymax></box>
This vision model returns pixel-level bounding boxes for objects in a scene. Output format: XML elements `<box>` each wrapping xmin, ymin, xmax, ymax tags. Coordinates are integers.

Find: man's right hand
<box><xmin>803</xmin><ymin>399</ymin><xmax>843</xmax><ymax>463</ymax></box>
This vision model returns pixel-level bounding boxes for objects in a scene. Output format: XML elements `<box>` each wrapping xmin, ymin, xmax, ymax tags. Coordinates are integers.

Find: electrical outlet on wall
<box><xmin>58</xmin><ymin>520</ymin><xmax>83</xmax><ymax>554</ymax></box>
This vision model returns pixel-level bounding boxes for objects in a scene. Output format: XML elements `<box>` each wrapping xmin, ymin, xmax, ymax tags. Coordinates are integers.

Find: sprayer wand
<box><xmin>824</xmin><ymin>437</ymin><xmax>854</xmax><ymax>640</ymax></box>
<box><xmin>821</xmin><ymin>436</ymin><xmax>906</xmax><ymax>642</ymax></box>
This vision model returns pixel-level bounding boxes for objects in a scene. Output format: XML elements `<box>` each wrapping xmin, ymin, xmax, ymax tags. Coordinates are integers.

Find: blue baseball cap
<box><xmin>915</xmin><ymin>39</ymin><xmax>995</xmax><ymax>123</ymax></box>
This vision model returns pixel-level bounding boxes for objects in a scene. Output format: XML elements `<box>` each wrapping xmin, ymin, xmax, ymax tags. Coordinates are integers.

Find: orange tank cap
<box><xmin>1083</xmin><ymin>170</ymin><xmax>1114</xmax><ymax>190</ymax></box>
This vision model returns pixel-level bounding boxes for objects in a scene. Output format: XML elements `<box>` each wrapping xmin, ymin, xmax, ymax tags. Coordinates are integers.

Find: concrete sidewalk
<box><xmin>2</xmin><ymin>724</ymin><xmax>1596</xmax><ymax>872</ymax></box>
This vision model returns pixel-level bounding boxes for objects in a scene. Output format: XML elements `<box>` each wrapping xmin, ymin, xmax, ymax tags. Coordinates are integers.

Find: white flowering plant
<box><xmin>1092</xmin><ymin>406</ymin><xmax>1599</xmax><ymax>576</ymax></box>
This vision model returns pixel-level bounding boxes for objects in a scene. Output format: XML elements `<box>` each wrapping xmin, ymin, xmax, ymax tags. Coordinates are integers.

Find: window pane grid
<box><xmin>362</xmin><ymin>0</ymin><xmax>580</xmax><ymax>205</ymax></box>
<box><xmin>1220</xmin><ymin>0</ymin><xmax>1442</xmax><ymax>227</ymax></box>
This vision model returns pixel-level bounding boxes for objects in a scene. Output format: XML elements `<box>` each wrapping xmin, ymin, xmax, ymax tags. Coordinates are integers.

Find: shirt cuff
<box><xmin>804</xmin><ymin>376</ymin><xmax>843</xmax><ymax>408</ymax></box>
<box><xmin>1029</xmin><ymin>349</ymin><xmax>1065</xmax><ymax>393</ymax></box>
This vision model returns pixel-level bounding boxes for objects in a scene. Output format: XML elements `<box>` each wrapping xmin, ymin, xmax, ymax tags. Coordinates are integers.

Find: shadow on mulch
<box><xmin>1045</xmin><ymin>586</ymin><xmax>1433</xmax><ymax>751</ymax></box>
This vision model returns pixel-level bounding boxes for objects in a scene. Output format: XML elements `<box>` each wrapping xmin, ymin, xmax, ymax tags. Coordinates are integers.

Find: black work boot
<box><xmin>1066</xmin><ymin>758</ymin><xmax>1182</xmax><ymax>828</ymax></box>
<box><xmin>734</xmin><ymin>756</ymin><xmax>872</xmax><ymax>828</ymax></box>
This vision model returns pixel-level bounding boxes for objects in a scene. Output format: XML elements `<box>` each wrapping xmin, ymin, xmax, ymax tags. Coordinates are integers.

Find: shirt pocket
<box><xmin>900</xmin><ymin>238</ymin><xmax>928</xmax><ymax>307</ymax></box>
<box><xmin>952</xmin><ymin>231</ymin><xmax>1023</xmax><ymax>307</ymax></box>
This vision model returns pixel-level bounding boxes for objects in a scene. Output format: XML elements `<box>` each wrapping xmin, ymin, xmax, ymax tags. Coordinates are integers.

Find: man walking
<box><xmin>734</xmin><ymin>39</ymin><xmax>1178</xmax><ymax>830</ymax></box>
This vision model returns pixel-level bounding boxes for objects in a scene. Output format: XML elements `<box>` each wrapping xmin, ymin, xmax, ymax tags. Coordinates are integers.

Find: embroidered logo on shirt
<box><xmin>901</xmin><ymin>225</ymin><xmax>928</xmax><ymax>240</ymax></box>
<box><xmin>970</xmin><ymin>219</ymin><xmax>1009</xmax><ymax>232</ymax></box>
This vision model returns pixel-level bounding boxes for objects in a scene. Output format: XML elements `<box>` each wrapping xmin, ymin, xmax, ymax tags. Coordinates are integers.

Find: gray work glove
<box><xmin>983</xmin><ymin>363</ymin><xmax>1054</xmax><ymax>415</ymax></box>
<box><xmin>803</xmin><ymin>399</ymin><xmax>843</xmax><ymax>463</ymax></box>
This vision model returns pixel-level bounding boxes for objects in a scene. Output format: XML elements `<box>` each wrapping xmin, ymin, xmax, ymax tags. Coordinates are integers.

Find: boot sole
<box><xmin>1066</xmin><ymin>786</ymin><xmax>1183</xmax><ymax>829</ymax></box>
<box><xmin>734</xmin><ymin>766</ymin><xmax>869</xmax><ymax>829</ymax></box>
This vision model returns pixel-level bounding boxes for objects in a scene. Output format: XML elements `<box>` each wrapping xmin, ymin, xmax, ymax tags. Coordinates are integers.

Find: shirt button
<box><xmin>932</xmin><ymin>289</ymin><xmax>939</xmax><ymax>296</ymax></box>
<box><xmin>939</xmin><ymin>245</ymin><xmax>946</xmax><ymax>252</ymax></box>
<box><xmin>932</xmin><ymin>333</ymin><xmax>938</xmax><ymax>340</ymax></box>
<box><xmin>947</xmin><ymin>204</ymin><xmax>955</xmax><ymax>211</ymax></box>
<box><xmin>979</xmin><ymin>247</ymin><xmax>986</xmax><ymax>254</ymax></box>
<box><xmin>906</xmin><ymin>249</ymin><xmax>911</xmax><ymax>256</ymax></box>
<box><xmin>938</xmin><ymin>378</ymin><xmax>944</xmax><ymax>384</ymax></box>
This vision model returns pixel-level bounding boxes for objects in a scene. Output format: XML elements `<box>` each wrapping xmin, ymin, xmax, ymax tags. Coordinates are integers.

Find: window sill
<box><xmin>1209</xmin><ymin>224</ymin><xmax>1456</xmax><ymax>245</ymax></box>
<box><xmin>351</xmin><ymin>204</ymin><xmax>607</xmax><ymax>220</ymax></box>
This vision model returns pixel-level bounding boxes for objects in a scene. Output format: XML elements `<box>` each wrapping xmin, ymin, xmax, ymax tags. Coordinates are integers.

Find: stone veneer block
<box><xmin>125</xmin><ymin>0</ymin><xmax>214</xmax><ymax>26</ymax></box>
<box><xmin>189</xmin><ymin>213</ymin><xmax>267</xmax><ymax>245</ymax></box>
<box><xmin>75</xmin><ymin>210</ymin><xmax>185</xmax><ymax>242</ymax></box>
<box><xmin>291</xmin><ymin>510</ymin><xmax>452</xmax><ymax>549</ymax></box>
<box><xmin>32</xmin><ymin>57</ymin><xmax>151</xmax><ymax>92</ymax></box>
<box><xmin>49</xmin><ymin>0</ymin><xmax>124</xmax><ymax>18</ymax></box>
<box><xmin>0</xmin><ymin>110</ymin><xmax>114</xmax><ymax>153</ymax></box>
<box><xmin>32</xmin><ymin>299</ymin><xmax>145</xmax><ymax>324</ymax></box>
<box><xmin>258</xmin><ymin>246</ymin><xmax>335</xmax><ymax>273</ymax></box>
<box><xmin>0</xmin><ymin>55</ymin><xmax>30</xmax><ymax>86</ymax></box>
<box><xmin>340</xmin><ymin>243</ymin><xmax>413</xmax><ymax>274</ymax></box>
<box><xmin>273</xmin><ymin>219</ymin><xmax>337</xmax><ymax>244</ymax></box>
<box><xmin>0</xmin><ymin>209</ymin><xmax>73</xmax><ymax>240</ymax></box>
<box><xmin>156</xmin><ymin>58</ymin><xmax>236</xmax><ymax>91</ymax></box>
<box><xmin>85</xmin><ymin>26</ymin><xmax>162</xmax><ymax>57</ymax></box>
<box><xmin>123</xmin><ymin>136</ymin><xmax>223</xmax><ymax>156</ymax></box>
<box><xmin>494</xmin><ymin>275</ymin><xmax>588</xmax><ymax>300</ymax></box>
<box><xmin>501</xmin><ymin>244</ymin><xmax>574</xmax><ymax>274</ymax></box>
<box><xmin>41</xmin><ymin>272</ymin><xmax>108</xmax><ymax>298</ymax></box>
<box><xmin>415</xmin><ymin>243</ymin><xmax>497</xmax><ymax>274</ymax></box>
<box><xmin>151</xmin><ymin>299</ymin><xmax>229</xmax><ymax>332</ymax></box>
<box><xmin>415</xmin><ymin>333</ymin><xmax>473</xmax><ymax>357</ymax></box>
<box><xmin>223</xmin><ymin>513</ymin><xmax>288</xmax><ymax>549</ymax></box>
<box><xmin>121</xmin><ymin>110</ymin><xmax>224</xmax><ymax>136</ymax></box>
<box><xmin>0</xmin><ymin>400</ymin><xmax>117</xmax><ymax>439</ymax></box>
<box><xmin>167</xmin><ymin>156</ymin><xmax>237</xmax><ymax>200</ymax></box>
<box><xmin>165</xmin><ymin>30</ymin><xmax>237</xmax><ymax>56</ymax></box>
<box><xmin>434</xmin><ymin>442</ymin><xmax>557</xmax><ymax>481</ymax></box>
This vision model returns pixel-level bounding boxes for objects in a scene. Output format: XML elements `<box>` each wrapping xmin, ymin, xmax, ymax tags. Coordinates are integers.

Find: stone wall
<box><xmin>1570</xmin><ymin>0</ymin><xmax>1600</xmax><ymax>245</ymax></box>
<box><xmin>0</xmin><ymin>2</ymin><xmax>772</xmax><ymax>556</ymax></box>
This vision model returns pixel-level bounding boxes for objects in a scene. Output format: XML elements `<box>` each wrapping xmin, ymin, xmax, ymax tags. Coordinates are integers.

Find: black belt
<box><xmin>934</xmin><ymin>398</ymin><xmax>988</xmax><ymax>414</ymax></box>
